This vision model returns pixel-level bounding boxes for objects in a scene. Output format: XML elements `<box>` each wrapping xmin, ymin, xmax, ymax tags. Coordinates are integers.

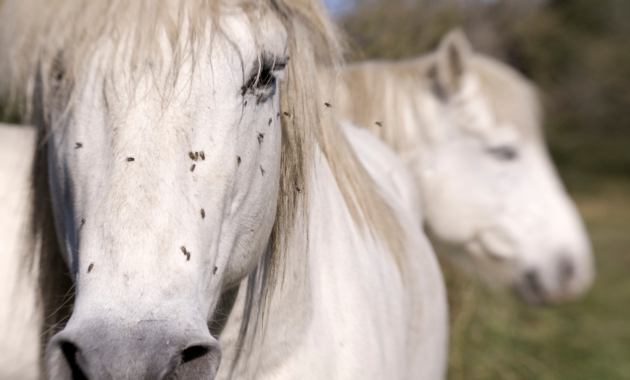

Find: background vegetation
<box><xmin>340</xmin><ymin>0</ymin><xmax>630</xmax><ymax>194</ymax></box>
<box><xmin>338</xmin><ymin>0</ymin><xmax>630</xmax><ymax>379</ymax></box>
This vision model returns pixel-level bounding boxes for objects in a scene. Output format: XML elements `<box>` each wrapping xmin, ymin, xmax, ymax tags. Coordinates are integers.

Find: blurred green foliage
<box><xmin>339</xmin><ymin>0</ymin><xmax>630</xmax><ymax>195</ymax></box>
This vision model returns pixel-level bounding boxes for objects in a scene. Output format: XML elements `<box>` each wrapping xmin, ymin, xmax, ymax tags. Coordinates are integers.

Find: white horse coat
<box><xmin>0</xmin><ymin>1</ymin><xmax>447</xmax><ymax>378</ymax></box>
<box><xmin>0</xmin><ymin>122</ymin><xmax>448</xmax><ymax>379</ymax></box>
<box><xmin>216</xmin><ymin>120</ymin><xmax>447</xmax><ymax>380</ymax></box>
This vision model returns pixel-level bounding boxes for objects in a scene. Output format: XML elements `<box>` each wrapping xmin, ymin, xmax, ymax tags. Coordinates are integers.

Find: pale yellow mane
<box><xmin>338</xmin><ymin>49</ymin><xmax>543</xmax><ymax>155</ymax></box>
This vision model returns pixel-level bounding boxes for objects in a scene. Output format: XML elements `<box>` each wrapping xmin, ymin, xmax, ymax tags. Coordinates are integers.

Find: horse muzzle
<box><xmin>45</xmin><ymin>319</ymin><xmax>221</xmax><ymax>380</ymax></box>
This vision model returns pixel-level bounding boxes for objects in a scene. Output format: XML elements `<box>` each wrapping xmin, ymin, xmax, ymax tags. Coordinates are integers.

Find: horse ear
<box><xmin>432</xmin><ymin>28</ymin><xmax>473</xmax><ymax>97</ymax></box>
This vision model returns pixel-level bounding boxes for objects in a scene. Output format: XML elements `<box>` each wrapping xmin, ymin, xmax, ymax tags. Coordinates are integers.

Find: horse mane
<box><xmin>338</xmin><ymin>50</ymin><xmax>543</xmax><ymax>155</ymax></box>
<box><xmin>472</xmin><ymin>55</ymin><xmax>542</xmax><ymax>139</ymax></box>
<box><xmin>0</xmin><ymin>0</ymin><xmax>403</xmax><ymax>365</ymax></box>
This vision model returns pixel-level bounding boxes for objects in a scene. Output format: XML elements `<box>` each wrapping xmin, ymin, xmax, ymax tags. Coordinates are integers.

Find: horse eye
<box><xmin>54</xmin><ymin>70</ymin><xmax>64</xmax><ymax>82</ymax></box>
<box><xmin>257</xmin><ymin>67</ymin><xmax>275</xmax><ymax>87</ymax></box>
<box><xmin>487</xmin><ymin>146</ymin><xmax>518</xmax><ymax>161</ymax></box>
<box><xmin>242</xmin><ymin>66</ymin><xmax>274</xmax><ymax>93</ymax></box>
<box><xmin>242</xmin><ymin>61</ymin><xmax>286</xmax><ymax>95</ymax></box>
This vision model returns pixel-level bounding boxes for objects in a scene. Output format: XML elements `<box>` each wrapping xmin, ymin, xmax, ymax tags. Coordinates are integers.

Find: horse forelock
<box><xmin>2</xmin><ymin>0</ymin><xmax>404</xmax><ymax>363</ymax></box>
<box><xmin>471</xmin><ymin>55</ymin><xmax>542</xmax><ymax>140</ymax></box>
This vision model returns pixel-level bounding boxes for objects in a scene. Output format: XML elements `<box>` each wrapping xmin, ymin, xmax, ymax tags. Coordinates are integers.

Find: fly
<box><xmin>181</xmin><ymin>246</ymin><xmax>191</xmax><ymax>261</ymax></box>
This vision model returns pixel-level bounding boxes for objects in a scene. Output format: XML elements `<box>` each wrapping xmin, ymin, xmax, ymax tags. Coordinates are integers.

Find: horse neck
<box><xmin>217</xmin><ymin>146</ymin><xmax>407</xmax><ymax>379</ymax></box>
<box><xmin>216</xmin><ymin>148</ymin><xmax>338</xmax><ymax>378</ymax></box>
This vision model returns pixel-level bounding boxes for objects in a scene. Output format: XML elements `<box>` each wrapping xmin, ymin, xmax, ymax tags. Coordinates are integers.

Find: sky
<box><xmin>322</xmin><ymin>0</ymin><xmax>357</xmax><ymax>16</ymax></box>
<box><xmin>322</xmin><ymin>0</ymin><xmax>505</xmax><ymax>17</ymax></box>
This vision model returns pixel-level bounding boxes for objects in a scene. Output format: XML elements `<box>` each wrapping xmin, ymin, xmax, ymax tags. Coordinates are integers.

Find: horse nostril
<box><xmin>181</xmin><ymin>345</ymin><xmax>209</xmax><ymax>364</ymax></box>
<box><xmin>60</xmin><ymin>341</ymin><xmax>89</xmax><ymax>380</ymax></box>
<box><xmin>164</xmin><ymin>343</ymin><xmax>219</xmax><ymax>380</ymax></box>
<box><xmin>524</xmin><ymin>270</ymin><xmax>547</xmax><ymax>305</ymax></box>
<box><xmin>558</xmin><ymin>257</ymin><xmax>575</xmax><ymax>289</ymax></box>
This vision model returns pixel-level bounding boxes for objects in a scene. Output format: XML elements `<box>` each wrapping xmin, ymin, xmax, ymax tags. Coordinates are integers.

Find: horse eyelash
<box><xmin>242</xmin><ymin>67</ymin><xmax>275</xmax><ymax>93</ymax></box>
<box><xmin>242</xmin><ymin>58</ymin><xmax>287</xmax><ymax>94</ymax></box>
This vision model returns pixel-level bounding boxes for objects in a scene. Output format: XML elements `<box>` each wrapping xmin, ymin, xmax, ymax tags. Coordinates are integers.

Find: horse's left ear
<box><xmin>433</xmin><ymin>28</ymin><xmax>473</xmax><ymax>97</ymax></box>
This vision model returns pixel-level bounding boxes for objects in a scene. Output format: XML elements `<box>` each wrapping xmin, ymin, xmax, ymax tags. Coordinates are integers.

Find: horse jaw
<box><xmin>43</xmin><ymin>11</ymin><xmax>287</xmax><ymax>379</ymax></box>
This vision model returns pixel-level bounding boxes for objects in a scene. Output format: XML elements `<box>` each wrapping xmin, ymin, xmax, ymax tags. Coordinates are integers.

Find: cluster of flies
<box><xmin>189</xmin><ymin>150</ymin><xmax>206</xmax><ymax>172</ymax></box>
<box><xmin>72</xmin><ymin>98</ymin><xmax>354</xmax><ymax>271</ymax></box>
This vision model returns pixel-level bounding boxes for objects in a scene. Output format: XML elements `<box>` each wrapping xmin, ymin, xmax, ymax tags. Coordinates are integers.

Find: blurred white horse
<box><xmin>338</xmin><ymin>29</ymin><xmax>594</xmax><ymax>304</ymax></box>
<box><xmin>0</xmin><ymin>0</ymin><xmax>447</xmax><ymax>379</ymax></box>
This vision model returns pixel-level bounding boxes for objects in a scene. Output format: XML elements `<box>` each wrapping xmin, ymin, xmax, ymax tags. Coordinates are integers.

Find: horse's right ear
<box><xmin>431</xmin><ymin>28</ymin><xmax>473</xmax><ymax>98</ymax></box>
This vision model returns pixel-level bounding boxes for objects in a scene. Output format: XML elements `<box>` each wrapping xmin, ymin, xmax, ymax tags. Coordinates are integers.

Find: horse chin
<box><xmin>428</xmin><ymin>234</ymin><xmax>515</xmax><ymax>290</ymax></box>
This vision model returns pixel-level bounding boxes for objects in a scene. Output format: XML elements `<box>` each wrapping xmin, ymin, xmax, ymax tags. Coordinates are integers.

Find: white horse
<box><xmin>337</xmin><ymin>29</ymin><xmax>594</xmax><ymax>304</ymax></box>
<box><xmin>0</xmin><ymin>0</ymin><xmax>447</xmax><ymax>379</ymax></box>
<box><xmin>0</xmin><ymin>123</ymin><xmax>39</xmax><ymax>380</ymax></box>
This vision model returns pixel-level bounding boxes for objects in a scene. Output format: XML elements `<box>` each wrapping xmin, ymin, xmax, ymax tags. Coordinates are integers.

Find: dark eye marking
<box><xmin>487</xmin><ymin>146</ymin><xmax>518</xmax><ymax>161</ymax></box>
<box><xmin>241</xmin><ymin>54</ymin><xmax>287</xmax><ymax>95</ymax></box>
<box><xmin>51</xmin><ymin>53</ymin><xmax>66</xmax><ymax>82</ymax></box>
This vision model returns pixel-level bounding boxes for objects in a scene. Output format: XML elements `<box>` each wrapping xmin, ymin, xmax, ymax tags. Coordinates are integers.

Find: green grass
<box><xmin>442</xmin><ymin>179</ymin><xmax>630</xmax><ymax>380</ymax></box>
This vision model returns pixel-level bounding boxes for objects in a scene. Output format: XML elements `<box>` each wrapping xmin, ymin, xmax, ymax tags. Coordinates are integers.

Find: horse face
<box><xmin>44</xmin><ymin>11</ymin><xmax>287</xmax><ymax>379</ymax></box>
<box><xmin>417</xmin><ymin>30</ymin><xmax>593</xmax><ymax>304</ymax></box>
